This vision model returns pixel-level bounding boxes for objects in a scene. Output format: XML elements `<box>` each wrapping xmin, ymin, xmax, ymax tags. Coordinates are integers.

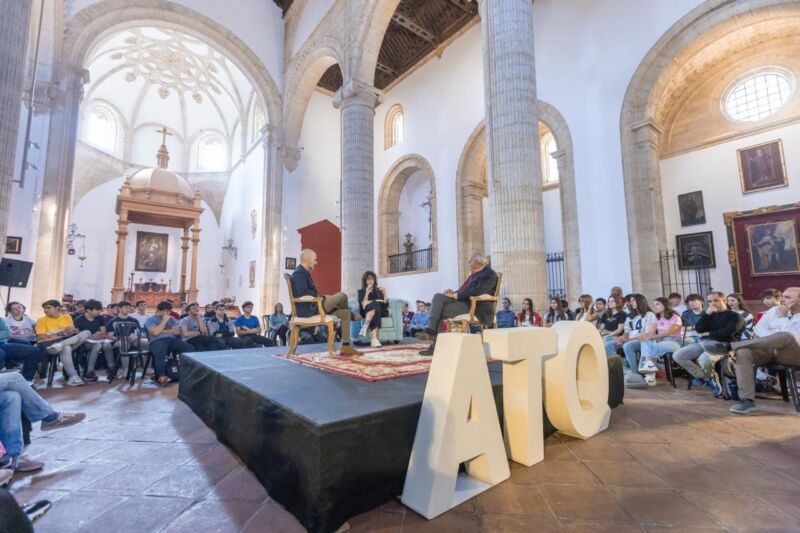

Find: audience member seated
<box><xmin>207</xmin><ymin>303</ymin><xmax>246</xmax><ymax>349</ymax></box>
<box><xmin>73</xmin><ymin>300</ymin><xmax>115</xmax><ymax>382</ymax></box>
<box><xmin>290</xmin><ymin>249</ymin><xmax>360</xmax><ymax>355</ymax></box>
<box><xmin>357</xmin><ymin>271</ymin><xmax>388</xmax><ymax>348</ymax></box>
<box><xmin>0</xmin><ymin>317</ymin><xmax>44</xmax><ymax>383</ymax></box>
<box><xmin>638</xmin><ymin>297</ymin><xmax>683</xmax><ymax>386</ymax></box>
<box><xmin>415</xmin><ymin>253</ymin><xmax>497</xmax><ymax>356</ymax></box>
<box><xmin>517</xmin><ymin>298</ymin><xmax>542</xmax><ymax>327</ymax></box>
<box><xmin>144</xmin><ymin>301</ymin><xmax>195</xmax><ymax>386</ymax></box>
<box><xmin>730</xmin><ymin>286</ymin><xmax>800</xmax><ymax>415</ymax></box>
<box><xmin>561</xmin><ymin>299</ymin><xmax>576</xmax><ymax>320</ymax></box>
<box><xmin>599</xmin><ymin>295</ymin><xmax>627</xmax><ymax>356</ymax></box>
<box><xmin>70</xmin><ymin>300</ymin><xmax>86</xmax><ymax>320</ymax></box>
<box><xmin>0</xmin><ymin>373</ymin><xmax>85</xmax><ymax>471</ymax></box>
<box><xmin>203</xmin><ymin>303</ymin><xmax>216</xmax><ymax>320</ymax></box>
<box><xmin>614</xmin><ymin>293</ymin><xmax>655</xmax><ymax>388</ymax></box>
<box><xmin>267</xmin><ymin>303</ymin><xmax>289</xmax><ymax>346</ymax></box>
<box><xmin>102</xmin><ymin>303</ymin><xmax>119</xmax><ymax>327</ymax></box>
<box><xmin>726</xmin><ymin>293</ymin><xmax>754</xmax><ymax>340</ymax></box>
<box><xmin>672</xmin><ymin>291</ymin><xmax>743</xmax><ymax>396</ymax></box>
<box><xmin>165</xmin><ymin>300</ymin><xmax>181</xmax><ymax>321</ymax></box>
<box><xmin>132</xmin><ymin>300</ymin><xmax>150</xmax><ymax>328</ymax></box>
<box><xmin>669</xmin><ymin>292</ymin><xmax>687</xmax><ymax>315</ymax></box>
<box><xmin>180</xmin><ymin>303</ymin><xmax>225</xmax><ymax>352</ymax></box>
<box><xmin>34</xmin><ymin>300</ymin><xmax>90</xmax><ymax>387</ymax></box>
<box><xmin>544</xmin><ymin>297</ymin><xmax>569</xmax><ymax>326</ymax></box>
<box><xmin>575</xmin><ymin>294</ymin><xmax>597</xmax><ymax>322</ymax></box>
<box><xmin>407</xmin><ymin>301</ymin><xmax>429</xmax><ymax>337</ymax></box>
<box><xmin>593</xmin><ymin>297</ymin><xmax>607</xmax><ymax>328</ymax></box>
<box><xmin>234</xmin><ymin>301</ymin><xmax>275</xmax><ymax>348</ymax></box>
<box><xmin>401</xmin><ymin>302</ymin><xmax>414</xmax><ymax>337</ymax></box>
<box><xmin>496</xmin><ymin>297</ymin><xmax>516</xmax><ymax>328</ymax></box>
<box><xmin>680</xmin><ymin>294</ymin><xmax>705</xmax><ymax>343</ymax></box>
<box><xmin>755</xmin><ymin>288</ymin><xmax>781</xmax><ymax>325</ymax></box>
<box><xmin>4</xmin><ymin>303</ymin><xmax>37</xmax><ymax>343</ymax></box>
<box><xmin>106</xmin><ymin>301</ymin><xmax>143</xmax><ymax>380</ymax></box>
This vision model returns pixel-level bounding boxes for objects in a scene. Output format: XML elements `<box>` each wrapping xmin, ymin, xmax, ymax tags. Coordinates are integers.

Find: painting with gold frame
<box><xmin>5</xmin><ymin>236</ymin><xmax>22</xmax><ymax>255</ymax></box>
<box><xmin>745</xmin><ymin>219</ymin><xmax>800</xmax><ymax>276</ymax></box>
<box><xmin>737</xmin><ymin>140</ymin><xmax>788</xmax><ymax>194</ymax></box>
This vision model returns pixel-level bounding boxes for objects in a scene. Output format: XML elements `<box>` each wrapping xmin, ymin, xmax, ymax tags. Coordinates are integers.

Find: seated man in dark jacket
<box><xmin>290</xmin><ymin>249</ymin><xmax>361</xmax><ymax>356</ymax></box>
<box><xmin>672</xmin><ymin>291</ymin><xmax>744</xmax><ymax>396</ymax></box>
<box><xmin>416</xmin><ymin>253</ymin><xmax>498</xmax><ymax>356</ymax></box>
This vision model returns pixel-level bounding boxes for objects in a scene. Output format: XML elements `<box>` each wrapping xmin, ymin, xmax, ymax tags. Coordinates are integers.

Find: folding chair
<box><xmin>112</xmin><ymin>322</ymin><xmax>152</xmax><ymax>386</ymax></box>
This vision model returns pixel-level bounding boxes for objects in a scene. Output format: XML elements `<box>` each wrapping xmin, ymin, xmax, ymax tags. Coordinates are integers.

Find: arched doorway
<box><xmin>455</xmin><ymin>102</ymin><xmax>581</xmax><ymax>300</ymax></box>
<box><xmin>377</xmin><ymin>154</ymin><xmax>438</xmax><ymax>277</ymax></box>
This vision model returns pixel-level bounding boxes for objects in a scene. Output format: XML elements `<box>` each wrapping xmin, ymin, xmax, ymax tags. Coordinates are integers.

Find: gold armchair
<box><xmin>447</xmin><ymin>272</ymin><xmax>503</xmax><ymax>339</ymax></box>
<box><xmin>283</xmin><ymin>273</ymin><xmax>335</xmax><ymax>356</ymax></box>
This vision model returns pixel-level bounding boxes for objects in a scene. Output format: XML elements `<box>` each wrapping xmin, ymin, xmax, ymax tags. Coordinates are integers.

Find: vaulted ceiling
<box><xmin>275</xmin><ymin>0</ymin><xmax>478</xmax><ymax>91</ymax></box>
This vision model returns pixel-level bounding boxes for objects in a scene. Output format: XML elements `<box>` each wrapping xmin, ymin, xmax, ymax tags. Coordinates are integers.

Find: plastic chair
<box><xmin>112</xmin><ymin>322</ymin><xmax>152</xmax><ymax>386</ymax></box>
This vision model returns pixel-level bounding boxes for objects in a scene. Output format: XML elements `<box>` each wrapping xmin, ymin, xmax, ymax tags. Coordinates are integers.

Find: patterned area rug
<box><xmin>274</xmin><ymin>343</ymin><xmax>436</xmax><ymax>382</ymax></box>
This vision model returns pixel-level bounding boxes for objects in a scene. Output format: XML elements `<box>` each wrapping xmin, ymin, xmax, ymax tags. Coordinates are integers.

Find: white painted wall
<box><xmin>69</xmin><ymin>0</ymin><xmax>285</xmax><ymax>88</ymax></box>
<box><xmin>397</xmin><ymin>170</ymin><xmax>432</xmax><ymax>250</ymax></box>
<box><xmin>219</xmin><ymin>144</ymin><xmax>266</xmax><ymax>310</ymax></box>
<box><xmin>660</xmin><ymin>122</ymin><xmax>800</xmax><ymax>293</ymax></box>
<box><xmin>279</xmin><ymin>91</ymin><xmax>341</xmax><ymax>306</ymax></box>
<box><xmin>289</xmin><ymin>0</ymin><xmax>336</xmax><ymax>59</ymax></box>
<box><xmin>543</xmin><ymin>188</ymin><xmax>563</xmax><ymax>254</ymax></box>
<box><xmin>63</xmin><ymin>177</ymin><xmax>222</xmax><ymax>305</ymax></box>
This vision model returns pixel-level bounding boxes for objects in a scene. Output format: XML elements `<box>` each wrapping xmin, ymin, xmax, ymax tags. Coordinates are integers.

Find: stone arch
<box><xmin>620</xmin><ymin>0</ymin><xmax>800</xmax><ymax>296</ymax></box>
<box><xmin>33</xmin><ymin>0</ymin><xmax>284</xmax><ymax>310</ymax></box>
<box><xmin>455</xmin><ymin>102</ymin><xmax>581</xmax><ymax>297</ymax></box>
<box><xmin>377</xmin><ymin>154</ymin><xmax>438</xmax><ymax>277</ymax></box>
<box><xmin>282</xmin><ymin>43</ymin><xmax>346</xmax><ymax>167</ymax></box>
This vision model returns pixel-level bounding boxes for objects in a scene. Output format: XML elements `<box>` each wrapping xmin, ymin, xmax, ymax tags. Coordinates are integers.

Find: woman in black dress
<box><xmin>357</xmin><ymin>271</ymin><xmax>387</xmax><ymax>347</ymax></box>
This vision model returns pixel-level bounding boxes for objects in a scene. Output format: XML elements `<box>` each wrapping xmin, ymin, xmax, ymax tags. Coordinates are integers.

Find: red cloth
<box><xmin>516</xmin><ymin>311</ymin><xmax>542</xmax><ymax>327</ymax></box>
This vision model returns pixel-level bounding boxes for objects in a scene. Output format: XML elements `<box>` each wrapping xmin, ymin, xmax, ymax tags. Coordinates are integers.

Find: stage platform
<box><xmin>179</xmin><ymin>341</ymin><xmax>624</xmax><ymax>532</ymax></box>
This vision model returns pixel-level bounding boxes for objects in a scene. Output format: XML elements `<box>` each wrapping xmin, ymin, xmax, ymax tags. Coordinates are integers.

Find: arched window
<box><xmin>723</xmin><ymin>69</ymin><xmax>794</xmax><ymax>123</ymax></box>
<box><xmin>250</xmin><ymin>102</ymin><xmax>265</xmax><ymax>144</ymax></box>
<box><xmin>541</xmin><ymin>131</ymin><xmax>559</xmax><ymax>187</ymax></box>
<box><xmin>196</xmin><ymin>132</ymin><xmax>227</xmax><ymax>171</ymax></box>
<box><xmin>384</xmin><ymin>104</ymin><xmax>404</xmax><ymax>149</ymax></box>
<box><xmin>85</xmin><ymin>105</ymin><xmax>118</xmax><ymax>153</ymax></box>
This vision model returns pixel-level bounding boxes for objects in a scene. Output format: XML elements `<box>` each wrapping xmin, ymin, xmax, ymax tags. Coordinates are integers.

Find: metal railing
<box><xmin>546</xmin><ymin>251</ymin><xmax>566</xmax><ymax>300</ymax></box>
<box><xmin>388</xmin><ymin>247</ymin><xmax>433</xmax><ymax>274</ymax></box>
<box><xmin>659</xmin><ymin>249</ymin><xmax>712</xmax><ymax>298</ymax></box>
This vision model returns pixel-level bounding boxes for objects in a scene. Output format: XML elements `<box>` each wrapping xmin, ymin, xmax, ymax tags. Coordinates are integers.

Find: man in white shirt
<box><xmin>132</xmin><ymin>300</ymin><xmax>150</xmax><ymax>328</ymax></box>
<box><xmin>730</xmin><ymin>286</ymin><xmax>800</xmax><ymax>415</ymax></box>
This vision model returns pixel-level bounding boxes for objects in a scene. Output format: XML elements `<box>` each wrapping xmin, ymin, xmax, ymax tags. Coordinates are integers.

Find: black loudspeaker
<box><xmin>0</xmin><ymin>257</ymin><xmax>33</xmax><ymax>288</ymax></box>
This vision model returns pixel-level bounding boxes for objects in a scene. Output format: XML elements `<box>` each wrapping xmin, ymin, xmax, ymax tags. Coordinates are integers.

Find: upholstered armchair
<box><xmin>348</xmin><ymin>297</ymin><xmax>405</xmax><ymax>344</ymax></box>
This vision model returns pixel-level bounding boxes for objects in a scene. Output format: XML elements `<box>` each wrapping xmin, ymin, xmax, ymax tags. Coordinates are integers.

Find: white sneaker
<box><xmin>45</xmin><ymin>342</ymin><xmax>63</xmax><ymax>355</ymax></box>
<box><xmin>66</xmin><ymin>375</ymin><xmax>85</xmax><ymax>387</ymax></box>
<box><xmin>638</xmin><ymin>358</ymin><xmax>658</xmax><ymax>373</ymax></box>
<box><xmin>370</xmin><ymin>338</ymin><xmax>382</xmax><ymax>348</ymax></box>
<box><xmin>358</xmin><ymin>325</ymin><xmax>368</xmax><ymax>338</ymax></box>
<box><xmin>644</xmin><ymin>373</ymin><xmax>657</xmax><ymax>387</ymax></box>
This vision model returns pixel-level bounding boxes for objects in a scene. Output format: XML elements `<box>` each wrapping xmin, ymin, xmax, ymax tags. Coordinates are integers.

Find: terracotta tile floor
<box><xmin>8</xmin><ymin>378</ymin><xmax>800</xmax><ymax>532</ymax></box>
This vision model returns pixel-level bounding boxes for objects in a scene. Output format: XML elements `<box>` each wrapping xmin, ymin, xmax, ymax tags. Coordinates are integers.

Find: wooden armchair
<box><xmin>283</xmin><ymin>273</ymin><xmax>335</xmax><ymax>356</ymax></box>
<box><xmin>447</xmin><ymin>273</ymin><xmax>503</xmax><ymax>339</ymax></box>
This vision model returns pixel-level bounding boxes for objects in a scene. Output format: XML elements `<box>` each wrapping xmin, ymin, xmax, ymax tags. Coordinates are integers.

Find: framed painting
<box><xmin>285</xmin><ymin>257</ymin><xmax>296</xmax><ymax>270</ymax></box>
<box><xmin>5</xmin><ymin>236</ymin><xmax>22</xmax><ymax>255</ymax></box>
<box><xmin>135</xmin><ymin>231</ymin><xmax>168</xmax><ymax>272</ymax></box>
<box><xmin>745</xmin><ymin>219</ymin><xmax>800</xmax><ymax>276</ymax></box>
<box><xmin>737</xmin><ymin>140</ymin><xmax>788</xmax><ymax>194</ymax></box>
<box><xmin>678</xmin><ymin>191</ymin><xmax>706</xmax><ymax>226</ymax></box>
<box><xmin>249</xmin><ymin>260</ymin><xmax>256</xmax><ymax>288</ymax></box>
<box><xmin>676</xmin><ymin>231</ymin><xmax>716</xmax><ymax>270</ymax></box>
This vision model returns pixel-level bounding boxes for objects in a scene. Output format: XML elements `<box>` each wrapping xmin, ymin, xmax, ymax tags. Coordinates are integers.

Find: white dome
<box><xmin>127</xmin><ymin>167</ymin><xmax>194</xmax><ymax>199</ymax></box>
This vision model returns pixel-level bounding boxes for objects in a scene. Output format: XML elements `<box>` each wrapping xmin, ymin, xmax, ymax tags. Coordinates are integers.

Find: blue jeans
<box><xmin>0</xmin><ymin>341</ymin><xmax>45</xmax><ymax>380</ymax></box>
<box><xmin>0</xmin><ymin>373</ymin><xmax>56</xmax><ymax>456</ymax></box>
<box><xmin>621</xmin><ymin>340</ymin><xmax>642</xmax><ymax>370</ymax></box>
<box><xmin>640</xmin><ymin>338</ymin><xmax>682</xmax><ymax>360</ymax></box>
<box><xmin>603</xmin><ymin>337</ymin><xmax>620</xmax><ymax>357</ymax></box>
<box><xmin>148</xmin><ymin>337</ymin><xmax>194</xmax><ymax>377</ymax></box>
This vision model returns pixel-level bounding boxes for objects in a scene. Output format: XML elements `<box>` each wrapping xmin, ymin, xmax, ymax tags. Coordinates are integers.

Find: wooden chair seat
<box><xmin>283</xmin><ymin>273</ymin><xmax>335</xmax><ymax>356</ymax></box>
<box><xmin>447</xmin><ymin>274</ymin><xmax>503</xmax><ymax>340</ymax></box>
<box><xmin>292</xmin><ymin>315</ymin><xmax>334</xmax><ymax>325</ymax></box>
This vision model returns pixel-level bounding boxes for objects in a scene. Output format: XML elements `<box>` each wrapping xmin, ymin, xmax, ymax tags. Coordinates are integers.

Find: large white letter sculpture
<box><xmin>483</xmin><ymin>328</ymin><xmax>556</xmax><ymax>466</ymax></box>
<box><xmin>546</xmin><ymin>321</ymin><xmax>611</xmax><ymax>438</ymax></box>
<box><xmin>401</xmin><ymin>334</ymin><xmax>509</xmax><ymax>520</ymax></box>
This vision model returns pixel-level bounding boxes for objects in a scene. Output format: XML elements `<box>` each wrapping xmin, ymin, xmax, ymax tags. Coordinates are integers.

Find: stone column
<box><xmin>110</xmin><ymin>212</ymin><xmax>129</xmax><ymax>303</ymax></box>
<box><xmin>0</xmin><ymin>0</ymin><xmax>33</xmax><ymax>247</ymax></box>
<box><xmin>478</xmin><ymin>0</ymin><xmax>547</xmax><ymax>306</ymax></box>
<box><xmin>179</xmin><ymin>227</ymin><xmax>190</xmax><ymax>298</ymax></box>
<box><xmin>260</xmin><ymin>124</ymin><xmax>284</xmax><ymax>314</ymax></box>
<box><xmin>459</xmin><ymin>183</ymin><xmax>487</xmax><ymax>281</ymax></box>
<box><xmin>188</xmin><ymin>221</ymin><xmax>201</xmax><ymax>303</ymax></box>
<box><xmin>553</xmin><ymin>149</ymin><xmax>582</xmax><ymax>301</ymax></box>
<box><xmin>333</xmin><ymin>80</ymin><xmax>381</xmax><ymax>295</ymax></box>
<box><xmin>31</xmin><ymin>67</ymin><xmax>89</xmax><ymax>308</ymax></box>
<box><xmin>627</xmin><ymin>119</ymin><xmax>666</xmax><ymax>297</ymax></box>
